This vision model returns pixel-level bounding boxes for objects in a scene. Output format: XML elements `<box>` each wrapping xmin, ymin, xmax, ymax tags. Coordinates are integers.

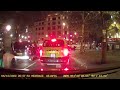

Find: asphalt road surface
<box><xmin>2</xmin><ymin>50</ymin><xmax>120</xmax><ymax>79</ymax></box>
<box><xmin>10</xmin><ymin>50</ymin><xmax>86</xmax><ymax>71</ymax></box>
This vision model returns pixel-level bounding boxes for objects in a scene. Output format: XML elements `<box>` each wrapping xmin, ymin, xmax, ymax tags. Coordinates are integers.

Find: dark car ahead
<box><xmin>11</xmin><ymin>41</ymin><xmax>38</xmax><ymax>63</ymax></box>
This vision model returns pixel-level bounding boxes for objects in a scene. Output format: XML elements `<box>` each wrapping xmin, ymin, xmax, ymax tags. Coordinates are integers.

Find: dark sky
<box><xmin>0</xmin><ymin>11</ymin><xmax>60</xmax><ymax>24</ymax></box>
<box><xmin>0</xmin><ymin>11</ymin><xmax>39</xmax><ymax>24</ymax></box>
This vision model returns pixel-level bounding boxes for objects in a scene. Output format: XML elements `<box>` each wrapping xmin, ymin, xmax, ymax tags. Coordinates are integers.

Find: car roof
<box><xmin>43</xmin><ymin>38</ymin><xmax>68</xmax><ymax>46</ymax></box>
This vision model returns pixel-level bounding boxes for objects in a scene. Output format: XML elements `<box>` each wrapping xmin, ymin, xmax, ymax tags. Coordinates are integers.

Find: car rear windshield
<box><xmin>13</xmin><ymin>42</ymin><xmax>32</xmax><ymax>50</ymax></box>
<box><xmin>43</xmin><ymin>40</ymin><xmax>64</xmax><ymax>47</ymax></box>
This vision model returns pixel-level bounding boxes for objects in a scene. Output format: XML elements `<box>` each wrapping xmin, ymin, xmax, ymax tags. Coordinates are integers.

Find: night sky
<box><xmin>0</xmin><ymin>11</ymin><xmax>61</xmax><ymax>25</ymax></box>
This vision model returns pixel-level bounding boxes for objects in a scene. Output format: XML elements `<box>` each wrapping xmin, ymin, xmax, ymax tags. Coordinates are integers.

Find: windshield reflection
<box><xmin>0</xmin><ymin>11</ymin><xmax>120</xmax><ymax>79</ymax></box>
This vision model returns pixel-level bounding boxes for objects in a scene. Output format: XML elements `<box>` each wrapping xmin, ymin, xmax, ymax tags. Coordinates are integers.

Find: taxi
<box><xmin>39</xmin><ymin>38</ymin><xmax>70</xmax><ymax>68</ymax></box>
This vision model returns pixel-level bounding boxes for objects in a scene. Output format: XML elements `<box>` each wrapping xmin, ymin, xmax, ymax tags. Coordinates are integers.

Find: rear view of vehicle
<box><xmin>11</xmin><ymin>41</ymin><xmax>35</xmax><ymax>64</ymax></box>
<box><xmin>39</xmin><ymin>39</ymin><xmax>70</xmax><ymax>69</ymax></box>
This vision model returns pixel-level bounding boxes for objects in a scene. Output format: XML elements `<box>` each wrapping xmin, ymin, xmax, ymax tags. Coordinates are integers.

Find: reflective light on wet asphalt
<box><xmin>23</xmin><ymin>62</ymin><xmax>36</xmax><ymax>69</ymax></box>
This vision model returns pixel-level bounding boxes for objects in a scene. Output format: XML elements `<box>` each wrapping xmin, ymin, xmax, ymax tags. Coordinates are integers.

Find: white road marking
<box><xmin>23</xmin><ymin>62</ymin><xmax>36</xmax><ymax>69</ymax></box>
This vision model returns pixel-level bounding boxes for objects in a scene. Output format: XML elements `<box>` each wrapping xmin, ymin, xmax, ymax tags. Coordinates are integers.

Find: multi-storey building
<box><xmin>32</xmin><ymin>12</ymin><xmax>94</xmax><ymax>45</ymax></box>
<box><xmin>33</xmin><ymin>13</ymin><xmax>69</xmax><ymax>44</ymax></box>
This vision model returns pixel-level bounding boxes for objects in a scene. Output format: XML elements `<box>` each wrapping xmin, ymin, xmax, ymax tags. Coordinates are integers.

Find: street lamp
<box><xmin>111</xmin><ymin>16</ymin><xmax>113</xmax><ymax>19</ymax></box>
<box><xmin>6</xmin><ymin>25</ymin><xmax>11</xmax><ymax>31</ymax></box>
<box><xmin>22</xmin><ymin>35</ymin><xmax>24</xmax><ymax>38</ymax></box>
<box><xmin>101</xmin><ymin>29</ymin><xmax>107</xmax><ymax>64</ymax></box>
<box><xmin>24</xmin><ymin>36</ymin><xmax>27</xmax><ymax>39</ymax></box>
<box><xmin>114</xmin><ymin>21</ymin><xmax>116</xmax><ymax>25</ymax></box>
<box><xmin>10</xmin><ymin>34</ymin><xmax>13</xmax><ymax>37</ymax></box>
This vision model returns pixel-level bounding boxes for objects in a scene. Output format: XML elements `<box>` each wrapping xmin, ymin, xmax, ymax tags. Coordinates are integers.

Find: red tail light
<box><xmin>40</xmin><ymin>50</ymin><xmax>42</xmax><ymax>57</ymax></box>
<box><xmin>63</xmin><ymin>48</ymin><xmax>69</xmax><ymax>56</ymax></box>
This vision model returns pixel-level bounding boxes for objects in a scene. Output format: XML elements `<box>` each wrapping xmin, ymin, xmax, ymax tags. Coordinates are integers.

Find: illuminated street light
<box><xmin>46</xmin><ymin>35</ymin><xmax>48</xmax><ymax>37</ymax></box>
<box><xmin>6</xmin><ymin>25</ymin><xmax>11</xmax><ymax>31</ymax></box>
<box><xmin>22</xmin><ymin>35</ymin><xmax>24</xmax><ymax>38</ymax></box>
<box><xmin>10</xmin><ymin>34</ymin><xmax>13</xmax><ymax>37</ymax></box>
<box><xmin>24</xmin><ymin>36</ymin><xmax>27</xmax><ymax>39</ymax></box>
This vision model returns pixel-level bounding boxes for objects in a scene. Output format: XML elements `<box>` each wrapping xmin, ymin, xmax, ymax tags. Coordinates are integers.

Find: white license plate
<box><xmin>17</xmin><ymin>53</ymin><xmax>22</xmax><ymax>55</ymax></box>
<box><xmin>51</xmin><ymin>54</ymin><xmax>55</xmax><ymax>57</ymax></box>
<box><xmin>56</xmin><ymin>64</ymin><xmax>61</xmax><ymax>68</ymax></box>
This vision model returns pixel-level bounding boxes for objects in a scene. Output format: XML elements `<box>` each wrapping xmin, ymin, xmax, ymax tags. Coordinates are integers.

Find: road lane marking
<box><xmin>23</xmin><ymin>62</ymin><xmax>36</xmax><ymax>69</ymax></box>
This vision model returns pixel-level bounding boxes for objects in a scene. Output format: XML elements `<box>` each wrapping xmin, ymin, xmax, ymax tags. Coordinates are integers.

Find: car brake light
<box><xmin>40</xmin><ymin>50</ymin><xmax>42</xmax><ymax>57</ymax></box>
<box><xmin>63</xmin><ymin>48</ymin><xmax>69</xmax><ymax>56</ymax></box>
<box><xmin>51</xmin><ymin>39</ymin><xmax>56</xmax><ymax>42</ymax></box>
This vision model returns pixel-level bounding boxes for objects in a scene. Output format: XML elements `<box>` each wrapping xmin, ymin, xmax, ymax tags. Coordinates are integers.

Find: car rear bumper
<box><xmin>40</xmin><ymin>57</ymin><xmax>69</xmax><ymax>63</ymax></box>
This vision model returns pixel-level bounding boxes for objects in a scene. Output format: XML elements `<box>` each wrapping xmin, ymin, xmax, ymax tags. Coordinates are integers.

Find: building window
<box><xmin>38</xmin><ymin>33</ymin><xmax>40</xmax><ymax>35</ymax></box>
<box><xmin>52</xmin><ymin>31</ymin><xmax>56</xmax><ymax>35</ymax></box>
<box><xmin>42</xmin><ymin>27</ymin><xmax>44</xmax><ymax>30</ymax></box>
<box><xmin>48</xmin><ymin>27</ymin><xmax>51</xmax><ymax>30</ymax></box>
<box><xmin>36</xmin><ymin>28</ymin><xmax>37</xmax><ymax>30</ymax></box>
<box><xmin>52</xmin><ymin>17</ymin><xmax>56</xmax><ymax>20</ymax></box>
<box><xmin>64</xmin><ymin>16</ymin><xmax>67</xmax><ymax>19</ymax></box>
<box><xmin>52</xmin><ymin>26</ymin><xmax>56</xmax><ymax>30</ymax></box>
<box><xmin>65</xmin><ymin>31</ymin><xmax>67</xmax><ymax>34</ymax></box>
<box><xmin>42</xmin><ymin>32</ymin><xmax>44</xmax><ymax>35</ymax></box>
<box><xmin>48</xmin><ymin>18</ymin><xmax>50</xmax><ymax>21</ymax></box>
<box><xmin>48</xmin><ymin>32</ymin><xmax>51</xmax><ymax>35</ymax></box>
<box><xmin>58</xmin><ymin>17</ymin><xmax>60</xmax><ymax>19</ymax></box>
<box><xmin>48</xmin><ymin>22</ymin><xmax>50</xmax><ymax>25</ymax></box>
<box><xmin>42</xmin><ymin>22</ymin><xmax>44</xmax><ymax>25</ymax></box>
<box><xmin>57</xmin><ymin>31</ymin><xmax>61</xmax><ymax>35</ymax></box>
<box><xmin>52</xmin><ymin>22</ymin><xmax>56</xmax><ymax>25</ymax></box>
<box><xmin>58</xmin><ymin>21</ymin><xmax>60</xmax><ymax>24</ymax></box>
<box><xmin>58</xmin><ymin>26</ymin><xmax>61</xmax><ymax>29</ymax></box>
<box><xmin>39</xmin><ymin>27</ymin><xmax>41</xmax><ymax>30</ymax></box>
<box><xmin>39</xmin><ymin>22</ymin><xmax>41</xmax><ymax>25</ymax></box>
<box><xmin>41</xmin><ymin>38</ymin><xmax>44</xmax><ymax>41</ymax></box>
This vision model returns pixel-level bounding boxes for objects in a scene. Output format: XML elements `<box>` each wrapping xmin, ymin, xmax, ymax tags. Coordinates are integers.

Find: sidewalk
<box><xmin>72</xmin><ymin>50</ymin><xmax>120</xmax><ymax>73</ymax></box>
<box><xmin>84</xmin><ymin>61</ymin><xmax>120</xmax><ymax>73</ymax></box>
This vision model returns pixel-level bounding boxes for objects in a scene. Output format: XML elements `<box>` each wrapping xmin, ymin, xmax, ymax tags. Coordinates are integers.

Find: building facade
<box><xmin>33</xmin><ymin>13</ymin><xmax>70</xmax><ymax>45</ymax></box>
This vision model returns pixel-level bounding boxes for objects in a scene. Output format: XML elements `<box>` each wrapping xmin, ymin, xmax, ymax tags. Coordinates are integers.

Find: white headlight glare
<box><xmin>14</xmin><ymin>56</ymin><xmax>29</xmax><ymax>59</ymax></box>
